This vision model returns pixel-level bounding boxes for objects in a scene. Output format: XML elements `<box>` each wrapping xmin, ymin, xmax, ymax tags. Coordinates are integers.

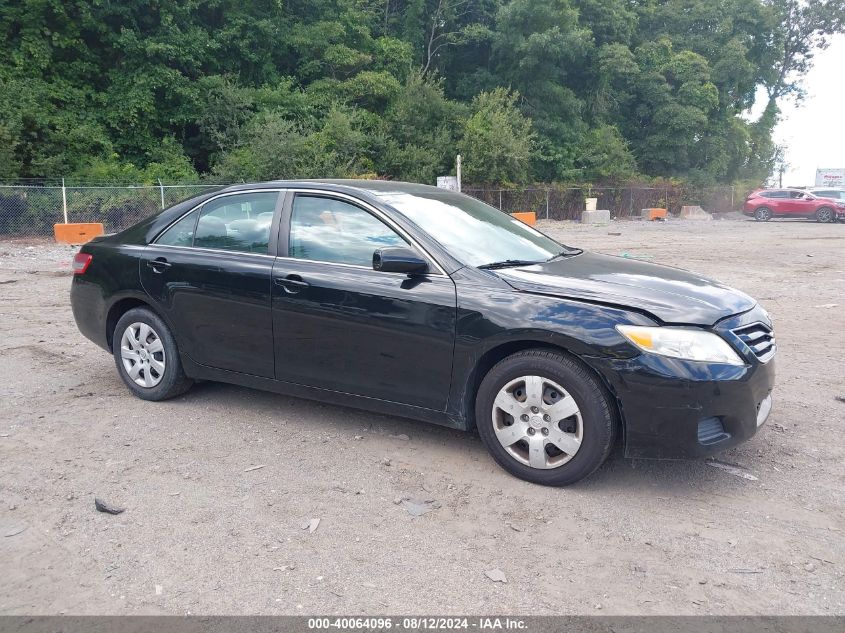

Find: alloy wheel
<box><xmin>817</xmin><ymin>208</ymin><xmax>833</xmax><ymax>223</ymax></box>
<box><xmin>120</xmin><ymin>322</ymin><xmax>166</xmax><ymax>388</ymax></box>
<box><xmin>491</xmin><ymin>375</ymin><xmax>583</xmax><ymax>469</ymax></box>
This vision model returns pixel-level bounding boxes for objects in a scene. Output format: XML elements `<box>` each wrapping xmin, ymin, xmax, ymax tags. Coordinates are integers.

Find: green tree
<box><xmin>460</xmin><ymin>88</ymin><xmax>534</xmax><ymax>184</ymax></box>
<box><xmin>494</xmin><ymin>0</ymin><xmax>592</xmax><ymax>179</ymax></box>
<box><xmin>761</xmin><ymin>0</ymin><xmax>845</xmax><ymax>104</ymax></box>
<box><xmin>212</xmin><ymin>106</ymin><xmax>373</xmax><ymax>181</ymax></box>
<box><xmin>378</xmin><ymin>72</ymin><xmax>464</xmax><ymax>183</ymax></box>
<box><xmin>1</xmin><ymin>0</ymin><xmax>843</xmax><ymax>186</ymax></box>
<box><xmin>573</xmin><ymin>124</ymin><xmax>637</xmax><ymax>181</ymax></box>
<box><xmin>624</xmin><ymin>42</ymin><xmax>720</xmax><ymax>177</ymax></box>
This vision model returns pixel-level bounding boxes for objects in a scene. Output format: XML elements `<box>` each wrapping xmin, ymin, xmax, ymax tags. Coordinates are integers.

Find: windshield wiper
<box><xmin>546</xmin><ymin>248</ymin><xmax>583</xmax><ymax>261</ymax></box>
<box><xmin>477</xmin><ymin>259</ymin><xmax>542</xmax><ymax>270</ymax></box>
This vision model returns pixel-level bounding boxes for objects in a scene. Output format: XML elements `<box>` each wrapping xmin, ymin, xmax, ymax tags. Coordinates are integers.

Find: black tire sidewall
<box><xmin>112</xmin><ymin>307</ymin><xmax>189</xmax><ymax>401</ymax></box>
<box><xmin>475</xmin><ymin>351</ymin><xmax>616</xmax><ymax>486</ymax></box>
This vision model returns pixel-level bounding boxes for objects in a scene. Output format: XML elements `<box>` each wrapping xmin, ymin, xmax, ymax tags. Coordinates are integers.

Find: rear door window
<box><xmin>156</xmin><ymin>192</ymin><xmax>279</xmax><ymax>253</ymax></box>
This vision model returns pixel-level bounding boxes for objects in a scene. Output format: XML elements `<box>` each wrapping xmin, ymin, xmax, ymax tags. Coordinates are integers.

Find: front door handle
<box><xmin>274</xmin><ymin>274</ymin><xmax>310</xmax><ymax>294</ymax></box>
<box><xmin>147</xmin><ymin>257</ymin><xmax>172</xmax><ymax>273</ymax></box>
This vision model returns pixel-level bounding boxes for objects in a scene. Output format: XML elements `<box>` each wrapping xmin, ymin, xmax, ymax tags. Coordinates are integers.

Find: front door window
<box><xmin>289</xmin><ymin>196</ymin><xmax>407</xmax><ymax>267</ymax></box>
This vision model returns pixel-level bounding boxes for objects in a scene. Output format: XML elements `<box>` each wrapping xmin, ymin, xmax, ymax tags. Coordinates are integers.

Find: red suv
<box><xmin>743</xmin><ymin>188</ymin><xmax>844</xmax><ymax>222</ymax></box>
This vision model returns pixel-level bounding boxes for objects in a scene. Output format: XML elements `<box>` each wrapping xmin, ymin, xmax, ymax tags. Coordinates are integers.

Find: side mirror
<box><xmin>373</xmin><ymin>246</ymin><xmax>429</xmax><ymax>275</ymax></box>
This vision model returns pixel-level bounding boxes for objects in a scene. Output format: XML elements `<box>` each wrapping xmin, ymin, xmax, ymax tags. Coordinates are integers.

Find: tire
<box><xmin>754</xmin><ymin>207</ymin><xmax>772</xmax><ymax>221</ymax></box>
<box><xmin>475</xmin><ymin>349</ymin><xmax>617</xmax><ymax>486</ymax></box>
<box><xmin>816</xmin><ymin>207</ymin><xmax>834</xmax><ymax>223</ymax></box>
<box><xmin>112</xmin><ymin>307</ymin><xmax>193</xmax><ymax>401</ymax></box>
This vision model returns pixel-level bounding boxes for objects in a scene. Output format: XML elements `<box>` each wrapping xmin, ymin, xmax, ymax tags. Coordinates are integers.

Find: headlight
<box><xmin>616</xmin><ymin>325</ymin><xmax>744</xmax><ymax>365</ymax></box>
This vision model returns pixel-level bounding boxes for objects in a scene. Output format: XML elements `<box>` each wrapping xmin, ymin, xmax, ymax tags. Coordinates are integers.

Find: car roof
<box><xmin>220</xmin><ymin>179</ymin><xmax>447</xmax><ymax>197</ymax></box>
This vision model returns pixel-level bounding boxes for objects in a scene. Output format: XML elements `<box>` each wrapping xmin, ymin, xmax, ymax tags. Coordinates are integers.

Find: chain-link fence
<box><xmin>463</xmin><ymin>185</ymin><xmax>748</xmax><ymax>221</ymax></box>
<box><xmin>0</xmin><ymin>181</ymin><xmax>750</xmax><ymax>237</ymax></box>
<box><xmin>0</xmin><ymin>183</ymin><xmax>223</xmax><ymax>237</ymax></box>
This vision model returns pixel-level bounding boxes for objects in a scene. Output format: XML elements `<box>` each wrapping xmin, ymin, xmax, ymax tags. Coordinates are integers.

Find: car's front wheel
<box><xmin>113</xmin><ymin>307</ymin><xmax>193</xmax><ymax>401</ymax></box>
<box><xmin>754</xmin><ymin>207</ymin><xmax>772</xmax><ymax>221</ymax></box>
<box><xmin>816</xmin><ymin>207</ymin><xmax>834</xmax><ymax>223</ymax></box>
<box><xmin>475</xmin><ymin>350</ymin><xmax>617</xmax><ymax>486</ymax></box>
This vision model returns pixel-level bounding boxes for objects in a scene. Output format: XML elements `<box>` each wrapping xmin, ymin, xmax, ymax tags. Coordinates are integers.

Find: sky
<box><xmin>772</xmin><ymin>34</ymin><xmax>845</xmax><ymax>187</ymax></box>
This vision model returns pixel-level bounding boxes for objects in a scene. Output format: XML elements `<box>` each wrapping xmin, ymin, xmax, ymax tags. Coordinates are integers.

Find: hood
<box><xmin>494</xmin><ymin>251</ymin><xmax>755</xmax><ymax>325</ymax></box>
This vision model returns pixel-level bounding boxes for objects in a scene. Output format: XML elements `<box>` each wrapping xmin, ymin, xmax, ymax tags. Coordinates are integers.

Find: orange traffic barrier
<box><xmin>641</xmin><ymin>208</ymin><xmax>667</xmax><ymax>221</ymax></box>
<box><xmin>54</xmin><ymin>223</ymin><xmax>105</xmax><ymax>244</ymax></box>
<box><xmin>510</xmin><ymin>211</ymin><xmax>536</xmax><ymax>226</ymax></box>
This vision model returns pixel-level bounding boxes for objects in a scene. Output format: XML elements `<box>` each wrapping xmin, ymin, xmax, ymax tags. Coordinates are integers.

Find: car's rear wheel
<box><xmin>816</xmin><ymin>207</ymin><xmax>834</xmax><ymax>223</ymax></box>
<box><xmin>113</xmin><ymin>307</ymin><xmax>193</xmax><ymax>401</ymax></box>
<box><xmin>475</xmin><ymin>349</ymin><xmax>616</xmax><ymax>486</ymax></box>
<box><xmin>754</xmin><ymin>207</ymin><xmax>772</xmax><ymax>221</ymax></box>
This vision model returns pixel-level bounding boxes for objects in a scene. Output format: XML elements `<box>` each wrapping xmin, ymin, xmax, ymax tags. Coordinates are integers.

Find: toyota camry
<box><xmin>71</xmin><ymin>180</ymin><xmax>776</xmax><ymax>485</ymax></box>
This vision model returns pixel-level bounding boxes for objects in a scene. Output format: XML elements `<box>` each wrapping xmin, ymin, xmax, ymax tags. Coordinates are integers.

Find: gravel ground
<box><xmin>0</xmin><ymin>217</ymin><xmax>843</xmax><ymax>615</ymax></box>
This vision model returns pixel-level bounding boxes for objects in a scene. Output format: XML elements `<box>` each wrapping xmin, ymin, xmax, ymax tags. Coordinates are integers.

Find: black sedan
<box><xmin>71</xmin><ymin>180</ymin><xmax>776</xmax><ymax>485</ymax></box>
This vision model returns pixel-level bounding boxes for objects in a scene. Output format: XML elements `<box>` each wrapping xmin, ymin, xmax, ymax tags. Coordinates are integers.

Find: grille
<box><xmin>732</xmin><ymin>322</ymin><xmax>776</xmax><ymax>361</ymax></box>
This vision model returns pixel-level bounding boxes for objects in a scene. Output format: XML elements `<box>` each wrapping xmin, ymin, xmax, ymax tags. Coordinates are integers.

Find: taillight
<box><xmin>73</xmin><ymin>252</ymin><xmax>93</xmax><ymax>274</ymax></box>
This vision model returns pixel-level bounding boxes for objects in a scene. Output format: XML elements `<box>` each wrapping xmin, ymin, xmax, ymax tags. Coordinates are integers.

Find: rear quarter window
<box><xmin>156</xmin><ymin>209</ymin><xmax>199</xmax><ymax>246</ymax></box>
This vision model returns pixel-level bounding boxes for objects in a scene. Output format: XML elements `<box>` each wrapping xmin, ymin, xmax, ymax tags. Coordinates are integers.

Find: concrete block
<box><xmin>641</xmin><ymin>208</ymin><xmax>667</xmax><ymax>221</ymax></box>
<box><xmin>510</xmin><ymin>211</ymin><xmax>536</xmax><ymax>225</ymax></box>
<box><xmin>679</xmin><ymin>205</ymin><xmax>713</xmax><ymax>220</ymax></box>
<box><xmin>581</xmin><ymin>209</ymin><xmax>611</xmax><ymax>223</ymax></box>
<box><xmin>54</xmin><ymin>222</ymin><xmax>104</xmax><ymax>244</ymax></box>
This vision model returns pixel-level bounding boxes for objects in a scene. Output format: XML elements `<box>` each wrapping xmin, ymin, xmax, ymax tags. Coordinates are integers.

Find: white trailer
<box><xmin>815</xmin><ymin>168</ymin><xmax>845</xmax><ymax>187</ymax></box>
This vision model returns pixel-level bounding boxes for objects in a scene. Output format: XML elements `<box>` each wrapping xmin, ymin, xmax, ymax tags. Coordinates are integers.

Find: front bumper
<box><xmin>585</xmin><ymin>307</ymin><xmax>776</xmax><ymax>459</ymax></box>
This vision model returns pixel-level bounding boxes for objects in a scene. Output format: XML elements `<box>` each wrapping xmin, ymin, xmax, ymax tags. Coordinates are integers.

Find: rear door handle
<box><xmin>274</xmin><ymin>274</ymin><xmax>310</xmax><ymax>294</ymax></box>
<box><xmin>147</xmin><ymin>257</ymin><xmax>172</xmax><ymax>273</ymax></box>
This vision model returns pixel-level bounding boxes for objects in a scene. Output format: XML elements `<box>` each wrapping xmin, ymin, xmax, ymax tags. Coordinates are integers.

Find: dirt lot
<box><xmin>0</xmin><ymin>217</ymin><xmax>843</xmax><ymax>616</ymax></box>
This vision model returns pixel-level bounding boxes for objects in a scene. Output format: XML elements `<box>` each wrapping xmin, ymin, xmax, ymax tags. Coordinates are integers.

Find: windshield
<box><xmin>377</xmin><ymin>190</ymin><xmax>573</xmax><ymax>267</ymax></box>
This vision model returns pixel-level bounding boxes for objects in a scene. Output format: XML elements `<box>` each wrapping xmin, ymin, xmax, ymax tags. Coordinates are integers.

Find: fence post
<box><xmin>545</xmin><ymin>189</ymin><xmax>550</xmax><ymax>219</ymax></box>
<box><xmin>158</xmin><ymin>179</ymin><xmax>165</xmax><ymax>209</ymax></box>
<box><xmin>456</xmin><ymin>155</ymin><xmax>462</xmax><ymax>193</ymax></box>
<box><xmin>61</xmin><ymin>178</ymin><xmax>68</xmax><ymax>224</ymax></box>
<box><xmin>498</xmin><ymin>190</ymin><xmax>502</xmax><ymax>210</ymax></box>
<box><xmin>731</xmin><ymin>186</ymin><xmax>734</xmax><ymax>210</ymax></box>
